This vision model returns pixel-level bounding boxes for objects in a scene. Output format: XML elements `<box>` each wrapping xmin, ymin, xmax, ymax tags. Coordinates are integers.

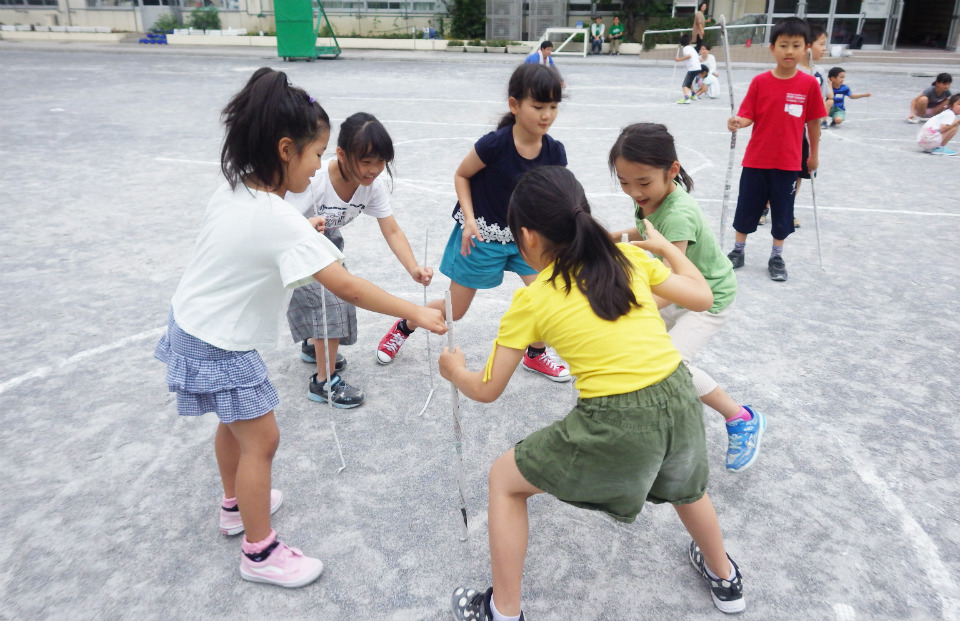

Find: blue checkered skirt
<box><xmin>154</xmin><ymin>311</ymin><xmax>280</xmax><ymax>423</ymax></box>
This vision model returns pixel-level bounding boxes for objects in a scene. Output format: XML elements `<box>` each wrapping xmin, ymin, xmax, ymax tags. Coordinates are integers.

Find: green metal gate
<box><xmin>275</xmin><ymin>0</ymin><xmax>341</xmax><ymax>61</ymax></box>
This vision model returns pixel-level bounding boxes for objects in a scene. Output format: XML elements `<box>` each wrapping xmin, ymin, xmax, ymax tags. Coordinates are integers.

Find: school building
<box><xmin>0</xmin><ymin>0</ymin><xmax>956</xmax><ymax>51</ymax></box>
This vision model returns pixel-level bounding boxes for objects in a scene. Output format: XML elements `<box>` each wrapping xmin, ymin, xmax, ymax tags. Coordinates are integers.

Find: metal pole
<box><xmin>445</xmin><ymin>291</ymin><xmax>468</xmax><ymax>541</ymax></box>
<box><xmin>719</xmin><ymin>14</ymin><xmax>738</xmax><ymax>250</ymax></box>
<box><xmin>417</xmin><ymin>229</ymin><xmax>435</xmax><ymax>417</ymax></box>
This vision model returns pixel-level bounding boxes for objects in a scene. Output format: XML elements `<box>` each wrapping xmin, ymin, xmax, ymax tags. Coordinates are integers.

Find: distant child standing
<box><xmin>284</xmin><ymin>112</ymin><xmax>433</xmax><ymax>409</ymax></box>
<box><xmin>154</xmin><ymin>68</ymin><xmax>445</xmax><ymax>587</ymax></box>
<box><xmin>445</xmin><ymin>166</ymin><xmax>746</xmax><ymax>620</ymax></box>
<box><xmin>726</xmin><ymin>17</ymin><xmax>827</xmax><ymax>282</ymax></box>
<box><xmin>827</xmin><ymin>67</ymin><xmax>871</xmax><ymax>127</ymax></box>
<box><xmin>917</xmin><ymin>94</ymin><xmax>960</xmax><ymax>155</ymax></box>
<box><xmin>675</xmin><ymin>34</ymin><xmax>702</xmax><ymax>104</ymax></box>
<box><xmin>375</xmin><ymin>63</ymin><xmax>573</xmax><ymax>382</ymax></box>
<box><xmin>907</xmin><ymin>73</ymin><xmax>953</xmax><ymax>123</ymax></box>
<box><xmin>609</xmin><ymin>123</ymin><xmax>766</xmax><ymax>472</ymax></box>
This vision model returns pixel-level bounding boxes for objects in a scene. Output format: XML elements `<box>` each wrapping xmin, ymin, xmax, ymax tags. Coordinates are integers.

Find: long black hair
<box><xmin>497</xmin><ymin>63</ymin><xmax>564</xmax><ymax>130</ymax></box>
<box><xmin>507</xmin><ymin>166</ymin><xmax>640</xmax><ymax>321</ymax></box>
<box><xmin>220</xmin><ymin>67</ymin><xmax>330</xmax><ymax>190</ymax></box>
<box><xmin>608</xmin><ymin>123</ymin><xmax>693</xmax><ymax>219</ymax></box>
<box><xmin>337</xmin><ymin>112</ymin><xmax>395</xmax><ymax>185</ymax></box>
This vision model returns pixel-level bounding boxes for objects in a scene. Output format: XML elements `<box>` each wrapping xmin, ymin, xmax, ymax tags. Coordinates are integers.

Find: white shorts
<box><xmin>918</xmin><ymin>129</ymin><xmax>941</xmax><ymax>152</ymax></box>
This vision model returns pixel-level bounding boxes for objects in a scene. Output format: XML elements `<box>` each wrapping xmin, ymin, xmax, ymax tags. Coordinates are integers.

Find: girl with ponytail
<box><xmin>442</xmin><ymin>166</ymin><xmax>747</xmax><ymax>620</ymax></box>
<box><xmin>609</xmin><ymin>123</ymin><xmax>765</xmax><ymax>474</ymax></box>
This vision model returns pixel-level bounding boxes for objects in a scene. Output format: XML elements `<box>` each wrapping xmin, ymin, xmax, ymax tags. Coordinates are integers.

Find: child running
<box><xmin>154</xmin><ymin>68</ymin><xmax>445</xmax><ymax>587</ymax></box>
<box><xmin>284</xmin><ymin>112</ymin><xmax>433</xmax><ymax>408</ymax></box>
<box><xmin>675</xmin><ymin>33</ymin><xmax>702</xmax><ymax>104</ymax></box>
<box><xmin>826</xmin><ymin>67</ymin><xmax>871</xmax><ymax>127</ymax></box>
<box><xmin>725</xmin><ymin>17</ymin><xmax>826</xmax><ymax>282</ymax></box>
<box><xmin>444</xmin><ymin>166</ymin><xmax>745</xmax><ymax>620</ymax></box>
<box><xmin>609</xmin><ymin>123</ymin><xmax>765</xmax><ymax>472</ymax></box>
<box><xmin>917</xmin><ymin>93</ymin><xmax>960</xmax><ymax>155</ymax></box>
<box><xmin>375</xmin><ymin>63</ymin><xmax>572</xmax><ymax>382</ymax></box>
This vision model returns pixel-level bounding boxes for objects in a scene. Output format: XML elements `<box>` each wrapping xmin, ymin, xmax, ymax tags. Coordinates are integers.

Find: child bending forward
<box><xmin>441</xmin><ymin>166</ymin><xmax>745</xmax><ymax>620</ymax></box>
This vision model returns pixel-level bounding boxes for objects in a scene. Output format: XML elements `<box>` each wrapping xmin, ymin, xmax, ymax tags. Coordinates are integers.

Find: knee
<box><xmin>251</xmin><ymin>428</ymin><xmax>280</xmax><ymax>460</ymax></box>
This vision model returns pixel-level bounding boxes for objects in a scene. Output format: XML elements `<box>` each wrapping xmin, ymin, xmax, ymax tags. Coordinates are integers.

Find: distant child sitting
<box><xmin>699</xmin><ymin>43</ymin><xmax>718</xmax><ymax>78</ymax></box>
<box><xmin>917</xmin><ymin>94</ymin><xmax>960</xmax><ymax>156</ymax></box>
<box><xmin>445</xmin><ymin>166</ymin><xmax>746</xmax><ymax>621</ymax></box>
<box><xmin>908</xmin><ymin>73</ymin><xmax>953</xmax><ymax>123</ymax></box>
<box><xmin>694</xmin><ymin>65</ymin><xmax>720</xmax><ymax>99</ymax></box>
<box><xmin>675</xmin><ymin>34</ymin><xmax>702</xmax><ymax>104</ymax></box>
<box><xmin>725</xmin><ymin>17</ymin><xmax>826</xmax><ymax>282</ymax></box>
<box><xmin>827</xmin><ymin>67</ymin><xmax>871</xmax><ymax>127</ymax></box>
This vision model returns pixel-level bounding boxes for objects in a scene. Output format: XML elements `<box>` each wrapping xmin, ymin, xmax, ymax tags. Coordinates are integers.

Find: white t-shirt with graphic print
<box><xmin>285</xmin><ymin>158</ymin><xmax>393</xmax><ymax>230</ymax></box>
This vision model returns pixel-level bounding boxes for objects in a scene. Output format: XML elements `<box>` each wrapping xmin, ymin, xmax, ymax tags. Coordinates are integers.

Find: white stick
<box><xmin>445</xmin><ymin>290</ymin><xmax>468</xmax><ymax>541</ymax></box>
<box><xmin>808</xmin><ymin>48</ymin><xmax>825</xmax><ymax>272</ymax></box>
<box><xmin>320</xmin><ymin>285</ymin><xmax>347</xmax><ymax>473</ymax></box>
<box><xmin>718</xmin><ymin>14</ymin><xmax>738</xmax><ymax>250</ymax></box>
<box><xmin>417</xmin><ymin>229</ymin><xmax>435</xmax><ymax>417</ymax></box>
<box><xmin>670</xmin><ymin>44</ymin><xmax>681</xmax><ymax>93</ymax></box>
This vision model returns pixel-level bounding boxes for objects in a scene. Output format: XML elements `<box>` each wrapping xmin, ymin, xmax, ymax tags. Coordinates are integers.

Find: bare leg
<box><xmin>222</xmin><ymin>412</ymin><xmax>280</xmax><ymax>543</ymax></box>
<box><xmin>406</xmin><ymin>281</ymin><xmax>477</xmax><ymax>330</ymax></box>
<box><xmin>912</xmin><ymin>95</ymin><xmax>929</xmax><ymax>118</ymax></box>
<box><xmin>488</xmin><ymin>448</ymin><xmax>543</xmax><ymax>617</ymax></box>
<box><xmin>215</xmin><ymin>423</ymin><xmax>240</xmax><ymax>499</ymax></box>
<box><xmin>311</xmin><ymin>338</ymin><xmax>340</xmax><ymax>378</ymax></box>
<box><xmin>942</xmin><ymin>125</ymin><xmax>959</xmax><ymax>146</ymax></box>
<box><xmin>700</xmin><ymin>386</ymin><xmax>743</xmax><ymax>420</ymax></box>
<box><xmin>674</xmin><ymin>493</ymin><xmax>733</xmax><ymax>579</ymax></box>
<box><xmin>735</xmin><ymin>231</ymin><xmax>747</xmax><ymax>244</ymax></box>
<box><xmin>518</xmin><ymin>273</ymin><xmax>547</xmax><ymax>350</ymax></box>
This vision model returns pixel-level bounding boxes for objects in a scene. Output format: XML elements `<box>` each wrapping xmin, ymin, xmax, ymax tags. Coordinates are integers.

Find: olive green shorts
<box><xmin>514</xmin><ymin>364</ymin><xmax>708</xmax><ymax>523</ymax></box>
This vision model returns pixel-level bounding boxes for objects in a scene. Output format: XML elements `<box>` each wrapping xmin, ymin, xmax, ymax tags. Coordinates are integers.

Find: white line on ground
<box><xmin>155</xmin><ymin>157</ymin><xmax>219</xmax><ymax>166</ymax></box>
<box><xmin>837</xmin><ymin>436</ymin><xmax>960</xmax><ymax>621</ymax></box>
<box><xmin>833</xmin><ymin>603</ymin><xmax>857</xmax><ymax>621</ymax></box>
<box><xmin>0</xmin><ymin>326</ymin><xmax>165</xmax><ymax>395</ymax></box>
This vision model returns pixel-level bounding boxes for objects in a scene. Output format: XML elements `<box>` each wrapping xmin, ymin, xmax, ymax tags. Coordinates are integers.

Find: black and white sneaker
<box><xmin>688</xmin><ymin>541</ymin><xmax>745</xmax><ymax>614</ymax></box>
<box><xmin>300</xmin><ymin>340</ymin><xmax>346</xmax><ymax>372</ymax></box>
<box><xmin>758</xmin><ymin>206</ymin><xmax>768</xmax><ymax>225</ymax></box>
<box><xmin>768</xmin><ymin>256</ymin><xmax>788</xmax><ymax>281</ymax></box>
<box><xmin>308</xmin><ymin>374</ymin><xmax>364</xmax><ymax>408</ymax></box>
<box><xmin>451</xmin><ymin>586</ymin><xmax>525</xmax><ymax>621</ymax></box>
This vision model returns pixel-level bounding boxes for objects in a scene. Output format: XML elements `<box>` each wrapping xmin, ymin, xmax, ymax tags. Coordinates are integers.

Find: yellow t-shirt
<box><xmin>484</xmin><ymin>243</ymin><xmax>682</xmax><ymax>398</ymax></box>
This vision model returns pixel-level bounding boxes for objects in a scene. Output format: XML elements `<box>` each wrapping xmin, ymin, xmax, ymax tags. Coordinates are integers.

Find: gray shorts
<box><xmin>286</xmin><ymin>228</ymin><xmax>357</xmax><ymax>345</ymax></box>
<box><xmin>514</xmin><ymin>364</ymin><xmax>708</xmax><ymax>523</ymax></box>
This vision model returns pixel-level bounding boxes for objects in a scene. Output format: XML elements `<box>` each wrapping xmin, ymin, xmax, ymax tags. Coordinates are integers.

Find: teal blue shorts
<box><xmin>438</xmin><ymin>223</ymin><xmax>537</xmax><ymax>289</ymax></box>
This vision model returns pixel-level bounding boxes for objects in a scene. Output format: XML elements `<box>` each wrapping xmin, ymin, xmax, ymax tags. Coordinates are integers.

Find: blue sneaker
<box><xmin>725</xmin><ymin>406</ymin><xmax>766</xmax><ymax>472</ymax></box>
<box><xmin>940</xmin><ymin>147</ymin><xmax>958</xmax><ymax>156</ymax></box>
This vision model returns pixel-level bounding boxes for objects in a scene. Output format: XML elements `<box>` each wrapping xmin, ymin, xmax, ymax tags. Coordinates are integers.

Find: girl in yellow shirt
<box><xmin>440</xmin><ymin>166</ymin><xmax>747</xmax><ymax>620</ymax></box>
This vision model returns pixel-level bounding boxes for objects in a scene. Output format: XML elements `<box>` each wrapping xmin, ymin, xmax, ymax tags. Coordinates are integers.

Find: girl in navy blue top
<box><xmin>375</xmin><ymin>64</ymin><xmax>573</xmax><ymax>381</ymax></box>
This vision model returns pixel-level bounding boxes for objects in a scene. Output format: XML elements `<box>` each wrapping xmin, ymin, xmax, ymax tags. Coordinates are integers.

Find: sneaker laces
<box><xmin>536</xmin><ymin>351</ymin><xmax>562</xmax><ymax>371</ymax></box>
<box><xmin>381</xmin><ymin>331</ymin><xmax>406</xmax><ymax>354</ymax></box>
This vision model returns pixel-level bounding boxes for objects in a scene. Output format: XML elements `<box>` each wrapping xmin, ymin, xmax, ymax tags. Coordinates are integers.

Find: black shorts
<box><xmin>733</xmin><ymin>167</ymin><xmax>799</xmax><ymax>241</ymax></box>
<box><xmin>682</xmin><ymin>70</ymin><xmax>700</xmax><ymax>89</ymax></box>
<box><xmin>798</xmin><ymin>133</ymin><xmax>811</xmax><ymax>179</ymax></box>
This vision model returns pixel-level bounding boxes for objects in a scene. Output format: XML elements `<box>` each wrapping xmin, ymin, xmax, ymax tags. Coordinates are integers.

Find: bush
<box><xmin>447</xmin><ymin>39</ymin><xmax>463</xmax><ymax>45</ymax></box>
<box><xmin>151</xmin><ymin>13</ymin><xmax>179</xmax><ymax>34</ymax></box>
<box><xmin>448</xmin><ymin>0</ymin><xmax>484</xmax><ymax>40</ymax></box>
<box><xmin>486</xmin><ymin>38</ymin><xmax>509</xmax><ymax>47</ymax></box>
<box><xmin>467</xmin><ymin>38</ymin><xmax>482</xmax><ymax>46</ymax></box>
<box><xmin>188</xmin><ymin>6</ymin><xmax>221</xmax><ymax>31</ymax></box>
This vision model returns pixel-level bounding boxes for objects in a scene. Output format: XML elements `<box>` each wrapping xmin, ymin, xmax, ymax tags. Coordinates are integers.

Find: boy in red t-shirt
<box><xmin>725</xmin><ymin>17</ymin><xmax>827</xmax><ymax>281</ymax></box>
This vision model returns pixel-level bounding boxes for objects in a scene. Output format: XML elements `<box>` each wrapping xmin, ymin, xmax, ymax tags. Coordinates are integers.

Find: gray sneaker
<box><xmin>308</xmin><ymin>374</ymin><xmax>364</xmax><ymax>408</ymax></box>
<box><xmin>727</xmin><ymin>249</ymin><xmax>745</xmax><ymax>269</ymax></box>
<box><xmin>768</xmin><ymin>256</ymin><xmax>788</xmax><ymax>281</ymax></box>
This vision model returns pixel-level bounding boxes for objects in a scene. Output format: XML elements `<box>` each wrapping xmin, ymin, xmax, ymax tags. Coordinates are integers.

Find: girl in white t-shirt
<box><xmin>917</xmin><ymin>94</ymin><xmax>960</xmax><ymax>155</ymax></box>
<box><xmin>154</xmin><ymin>68</ymin><xmax>445</xmax><ymax>588</ymax></box>
<box><xmin>675</xmin><ymin>34</ymin><xmax>702</xmax><ymax>104</ymax></box>
<box><xmin>285</xmin><ymin>113</ymin><xmax>432</xmax><ymax>408</ymax></box>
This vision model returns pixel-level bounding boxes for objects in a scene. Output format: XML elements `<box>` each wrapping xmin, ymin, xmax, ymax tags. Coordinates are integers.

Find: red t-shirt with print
<box><xmin>738</xmin><ymin>70</ymin><xmax>828</xmax><ymax>171</ymax></box>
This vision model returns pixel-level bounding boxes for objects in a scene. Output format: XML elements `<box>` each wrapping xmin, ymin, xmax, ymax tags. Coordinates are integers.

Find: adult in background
<box><xmin>692</xmin><ymin>3</ymin><xmax>710</xmax><ymax>52</ymax></box>
<box><xmin>608</xmin><ymin>16</ymin><xmax>624</xmax><ymax>55</ymax></box>
<box><xmin>590</xmin><ymin>16</ymin><xmax>605</xmax><ymax>54</ymax></box>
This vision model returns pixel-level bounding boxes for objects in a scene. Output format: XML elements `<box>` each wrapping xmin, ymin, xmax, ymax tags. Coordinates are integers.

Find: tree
<box><xmin>618</xmin><ymin>0</ymin><xmax>670</xmax><ymax>42</ymax></box>
<box><xmin>442</xmin><ymin>0</ymin><xmax>485</xmax><ymax>40</ymax></box>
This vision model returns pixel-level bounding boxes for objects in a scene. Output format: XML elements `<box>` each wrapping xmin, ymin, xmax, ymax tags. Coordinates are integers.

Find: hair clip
<box><xmin>308</xmin><ymin>96</ymin><xmax>316</xmax><ymax>103</ymax></box>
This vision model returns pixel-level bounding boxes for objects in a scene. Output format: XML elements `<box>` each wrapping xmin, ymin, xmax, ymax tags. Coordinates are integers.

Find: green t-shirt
<box><xmin>636</xmin><ymin>183</ymin><xmax>737</xmax><ymax>313</ymax></box>
<box><xmin>609</xmin><ymin>23</ymin><xmax>624</xmax><ymax>38</ymax></box>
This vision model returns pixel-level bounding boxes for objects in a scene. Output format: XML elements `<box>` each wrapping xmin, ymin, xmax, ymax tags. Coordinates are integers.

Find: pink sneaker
<box><xmin>239</xmin><ymin>537</ymin><xmax>323</xmax><ymax>588</ymax></box>
<box><xmin>219</xmin><ymin>489</ymin><xmax>284</xmax><ymax>536</ymax></box>
<box><xmin>522</xmin><ymin>350</ymin><xmax>572</xmax><ymax>382</ymax></box>
<box><xmin>376</xmin><ymin>319</ymin><xmax>410</xmax><ymax>364</ymax></box>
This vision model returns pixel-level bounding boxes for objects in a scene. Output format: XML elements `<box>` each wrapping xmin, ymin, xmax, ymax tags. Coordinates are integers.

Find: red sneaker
<box><xmin>522</xmin><ymin>350</ymin><xmax>572</xmax><ymax>382</ymax></box>
<box><xmin>376</xmin><ymin>320</ymin><xmax>410</xmax><ymax>364</ymax></box>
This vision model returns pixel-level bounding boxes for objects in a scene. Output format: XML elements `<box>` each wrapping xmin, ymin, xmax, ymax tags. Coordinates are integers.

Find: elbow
<box><xmin>689</xmin><ymin>290</ymin><xmax>714</xmax><ymax>312</ymax></box>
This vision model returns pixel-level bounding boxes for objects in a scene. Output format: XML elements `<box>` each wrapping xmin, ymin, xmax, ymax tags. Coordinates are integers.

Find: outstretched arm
<box><xmin>850</xmin><ymin>92</ymin><xmax>872</xmax><ymax>99</ymax></box>
<box><xmin>377</xmin><ymin>215</ymin><xmax>433</xmax><ymax>285</ymax></box>
<box><xmin>439</xmin><ymin>344</ymin><xmax>525</xmax><ymax>403</ymax></box>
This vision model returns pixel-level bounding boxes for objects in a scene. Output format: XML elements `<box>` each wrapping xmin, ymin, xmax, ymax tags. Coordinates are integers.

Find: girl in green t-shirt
<box><xmin>609</xmin><ymin>122</ymin><xmax>766</xmax><ymax>474</ymax></box>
